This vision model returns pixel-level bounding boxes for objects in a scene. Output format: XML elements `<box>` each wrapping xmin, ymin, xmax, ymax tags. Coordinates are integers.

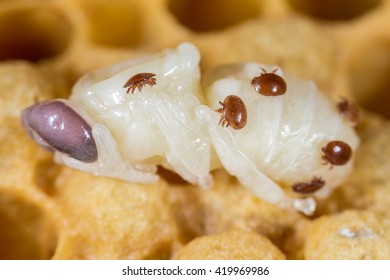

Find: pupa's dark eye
<box><xmin>21</xmin><ymin>100</ymin><xmax>98</xmax><ymax>163</ymax></box>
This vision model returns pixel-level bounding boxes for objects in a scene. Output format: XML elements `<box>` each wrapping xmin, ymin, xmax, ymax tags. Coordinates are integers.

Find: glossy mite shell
<box><xmin>216</xmin><ymin>95</ymin><xmax>247</xmax><ymax>130</ymax></box>
<box><xmin>21</xmin><ymin>100</ymin><xmax>98</xmax><ymax>163</ymax></box>
<box><xmin>337</xmin><ymin>97</ymin><xmax>360</xmax><ymax>126</ymax></box>
<box><xmin>123</xmin><ymin>72</ymin><xmax>156</xmax><ymax>94</ymax></box>
<box><xmin>322</xmin><ymin>140</ymin><xmax>352</xmax><ymax>166</ymax></box>
<box><xmin>292</xmin><ymin>177</ymin><xmax>325</xmax><ymax>194</ymax></box>
<box><xmin>251</xmin><ymin>68</ymin><xmax>287</xmax><ymax>96</ymax></box>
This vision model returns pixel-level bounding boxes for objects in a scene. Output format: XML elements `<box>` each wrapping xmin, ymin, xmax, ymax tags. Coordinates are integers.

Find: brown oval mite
<box><xmin>216</xmin><ymin>95</ymin><xmax>247</xmax><ymax>130</ymax></box>
<box><xmin>292</xmin><ymin>177</ymin><xmax>325</xmax><ymax>194</ymax></box>
<box><xmin>321</xmin><ymin>140</ymin><xmax>352</xmax><ymax>167</ymax></box>
<box><xmin>337</xmin><ymin>97</ymin><xmax>360</xmax><ymax>126</ymax></box>
<box><xmin>251</xmin><ymin>67</ymin><xmax>287</xmax><ymax>96</ymax></box>
<box><xmin>123</xmin><ymin>72</ymin><xmax>156</xmax><ymax>94</ymax></box>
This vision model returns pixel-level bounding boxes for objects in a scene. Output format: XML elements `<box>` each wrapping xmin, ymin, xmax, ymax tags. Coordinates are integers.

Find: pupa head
<box><xmin>21</xmin><ymin>99</ymin><xmax>98</xmax><ymax>163</ymax></box>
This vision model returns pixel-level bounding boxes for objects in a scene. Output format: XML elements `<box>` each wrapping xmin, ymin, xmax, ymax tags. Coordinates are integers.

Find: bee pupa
<box><xmin>21</xmin><ymin>43</ymin><xmax>359</xmax><ymax>215</ymax></box>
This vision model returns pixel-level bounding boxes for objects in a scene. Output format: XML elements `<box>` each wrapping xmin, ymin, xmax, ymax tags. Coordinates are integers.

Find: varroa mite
<box><xmin>216</xmin><ymin>95</ymin><xmax>247</xmax><ymax>130</ymax></box>
<box><xmin>337</xmin><ymin>97</ymin><xmax>360</xmax><ymax>126</ymax></box>
<box><xmin>292</xmin><ymin>177</ymin><xmax>325</xmax><ymax>194</ymax></box>
<box><xmin>251</xmin><ymin>67</ymin><xmax>287</xmax><ymax>96</ymax></box>
<box><xmin>123</xmin><ymin>73</ymin><xmax>156</xmax><ymax>94</ymax></box>
<box><xmin>322</xmin><ymin>140</ymin><xmax>352</xmax><ymax>167</ymax></box>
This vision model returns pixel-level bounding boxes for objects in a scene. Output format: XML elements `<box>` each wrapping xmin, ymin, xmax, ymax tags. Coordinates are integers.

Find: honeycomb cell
<box><xmin>0</xmin><ymin>5</ymin><xmax>72</xmax><ymax>62</ymax></box>
<box><xmin>304</xmin><ymin>210</ymin><xmax>390</xmax><ymax>259</ymax></box>
<box><xmin>174</xmin><ymin>229</ymin><xmax>286</xmax><ymax>260</ymax></box>
<box><xmin>349</xmin><ymin>43</ymin><xmax>390</xmax><ymax>118</ymax></box>
<box><xmin>79</xmin><ymin>0</ymin><xmax>144</xmax><ymax>48</ymax></box>
<box><xmin>52</xmin><ymin>168</ymin><xmax>178</xmax><ymax>260</ymax></box>
<box><xmin>0</xmin><ymin>191</ymin><xmax>57</xmax><ymax>260</ymax></box>
<box><xmin>288</xmin><ymin>0</ymin><xmax>382</xmax><ymax>20</ymax></box>
<box><xmin>168</xmin><ymin>0</ymin><xmax>261</xmax><ymax>32</ymax></box>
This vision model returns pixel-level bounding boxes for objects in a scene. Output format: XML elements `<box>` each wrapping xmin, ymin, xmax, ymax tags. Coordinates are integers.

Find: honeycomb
<box><xmin>1</xmin><ymin>0</ymin><xmax>390</xmax><ymax>259</ymax></box>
